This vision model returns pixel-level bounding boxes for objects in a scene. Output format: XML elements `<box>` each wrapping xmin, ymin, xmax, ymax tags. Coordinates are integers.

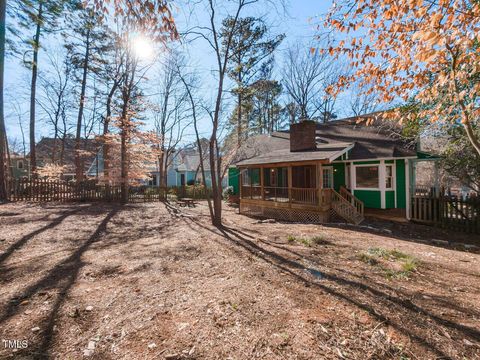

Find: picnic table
<box><xmin>178</xmin><ymin>197</ymin><xmax>196</xmax><ymax>207</ymax></box>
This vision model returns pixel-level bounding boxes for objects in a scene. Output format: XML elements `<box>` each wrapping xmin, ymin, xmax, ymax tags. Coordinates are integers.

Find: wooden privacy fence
<box><xmin>6</xmin><ymin>179</ymin><xmax>212</xmax><ymax>203</ymax></box>
<box><xmin>411</xmin><ymin>189</ymin><xmax>480</xmax><ymax>234</ymax></box>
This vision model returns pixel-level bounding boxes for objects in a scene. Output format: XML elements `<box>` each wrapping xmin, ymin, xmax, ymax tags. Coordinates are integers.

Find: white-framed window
<box><xmin>322</xmin><ymin>167</ymin><xmax>333</xmax><ymax>189</ymax></box>
<box><xmin>385</xmin><ymin>165</ymin><xmax>394</xmax><ymax>189</ymax></box>
<box><xmin>355</xmin><ymin>165</ymin><xmax>379</xmax><ymax>189</ymax></box>
<box><xmin>17</xmin><ymin>160</ymin><xmax>24</xmax><ymax>169</ymax></box>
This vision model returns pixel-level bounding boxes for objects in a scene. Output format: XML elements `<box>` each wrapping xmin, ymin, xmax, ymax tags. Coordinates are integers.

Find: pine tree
<box><xmin>10</xmin><ymin>0</ymin><xmax>67</xmax><ymax>174</ymax></box>
<box><xmin>64</xmin><ymin>1</ymin><xmax>113</xmax><ymax>181</ymax></box>
<box><xmin>221</xmin><ymin>17</ymin><xmax>284</xmax><ymax>146</ymax></box>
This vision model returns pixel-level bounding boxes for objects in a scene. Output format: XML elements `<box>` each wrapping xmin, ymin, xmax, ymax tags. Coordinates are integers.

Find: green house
<box><xmin>229</xmin><ymin>115</ymin><xmax>437</xmax><ymax>224</ymax></box>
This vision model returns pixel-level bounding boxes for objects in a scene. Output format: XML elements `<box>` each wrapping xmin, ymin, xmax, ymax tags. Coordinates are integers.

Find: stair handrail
<box><xmin>340</xmin><ymin>186</ymin><xmax>364</xmax><ymax>217</ymax></box>
<box><xmin>329</xmin><ymin>189</ymin><xmax>361</xmax><ymax>224</ymax></box>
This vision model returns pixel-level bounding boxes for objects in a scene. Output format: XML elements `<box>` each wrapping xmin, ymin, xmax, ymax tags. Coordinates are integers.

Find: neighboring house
<box><xmin>175</xmin><ymin>151</ymin><xmax>210</xmax><ymax>186</ymax></box>
<box><xmin>36</xmin><ymin>137</ymin><xmax>101</xmax><ymax>179</ymax></box>
<box><xmin>86</xmin><ymin>145</ymin><xmax>212</xmax><ymax>187</ymax></box>
<box><xmin>9</xmin><ymin>153</ymin><xmax>30</xmax><ymax>179</ymax></box>
<box><xmin>229</xmin><ymin>114</ymin><xmax>438</xmax><ymax>224</ymax></box>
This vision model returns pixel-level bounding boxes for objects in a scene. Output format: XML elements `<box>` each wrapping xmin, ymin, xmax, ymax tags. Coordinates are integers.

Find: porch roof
<box><xmin>236</xmin><ymin>142</ymin><xmax>353</xmax><ymax>167</ymax></box>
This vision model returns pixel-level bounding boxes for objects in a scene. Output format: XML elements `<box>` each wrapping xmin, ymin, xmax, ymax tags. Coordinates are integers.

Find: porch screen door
<box><xmin>322</xmin><ymin>167</ymin><xmax>333</xmax><ymax>189</ymax></box>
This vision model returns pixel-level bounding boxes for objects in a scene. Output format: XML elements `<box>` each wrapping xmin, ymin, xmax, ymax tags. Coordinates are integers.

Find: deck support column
<box><xmin>260</xmin><ymin>166</ymin><xmax>264</xmax><ymax>200</ymax></box>
<box><xmin>316</xmin><ymin>162</ymin><xmax>321</xmax><ymax>207</ymax></box>
<box><xmin>288</xmin><ymin>165</ymin><xmax>292</xmax><ymax>208</ymax></box>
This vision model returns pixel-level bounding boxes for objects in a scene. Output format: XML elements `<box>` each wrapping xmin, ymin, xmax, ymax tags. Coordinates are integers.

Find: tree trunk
<box><xmin>103</xmin><ymin>80</ymin><xmax>118</xmax><ymax>199</ymax></box>
<box><xmin>120</xmin><ymin>121</ymin><xmax>128</xmax><ymax>203</ymax></box>
<box><xmin>158</xmin><ymin>151</ymin><xmax>166</xmax><ymax>187</ymax></box>
<box><xmin>75</xmin><ymin>28</ymin><xmax>91</xmax><ymax>181</ymax></box>
<box><xmin>0</xmin><ymin>0</ymin><xmax>7</xmax><ymax>201</ymax></box>
<box><xmin>210</xmin><ymin>72</ymin><xmax>225</xmax><ymax>227</ymax></box>
<box><xmin>463</xmin><ymin>120</ymin><xmax>480</xmax><ymax>157</ymax></box>
<box><xmin>29</xmin><ymin>2</ymin><xmax>43</xmax><ymax>174</ymax></box>
<box><xmin>120</xmin><ymin>68</ymin><xmax>134</xmax><ymax>204</ymax></box>
<box><xmin>237</xmin><ymin>90</ymin><xmax>242</xmax><ymax>147</ymax></box>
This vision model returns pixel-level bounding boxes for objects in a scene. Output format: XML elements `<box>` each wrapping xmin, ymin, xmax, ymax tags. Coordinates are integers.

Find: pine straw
<box><xmin>0</xmin><ymin>201</ymin><xmax>478</xmax><ymax>359</ymax></box>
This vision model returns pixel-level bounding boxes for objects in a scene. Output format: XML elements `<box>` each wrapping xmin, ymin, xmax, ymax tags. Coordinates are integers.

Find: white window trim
<box><xmin>351</xmin><ymin>161</ymin><xmax>397</xmax><ymax>209</ymax></box>
<box><xmin>321</xmin><ymin>166</ymin><xmax>334</xmax><ymax>189</ymax></box>
<box><xmin>385</xmin><ymin>163</ymin><xmax>395</xmax><ymax>190</ymax></box>
<box><xmin>353</xmin><ymin>164</ymin><xmax>381</xmax><ymax>191</ymax></box>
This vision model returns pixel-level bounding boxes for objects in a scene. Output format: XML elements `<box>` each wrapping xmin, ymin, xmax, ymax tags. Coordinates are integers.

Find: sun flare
<box><xmin>131</xmin><ymin>35</ymin><xmax>154</xmax><ymax>61</ymax></box>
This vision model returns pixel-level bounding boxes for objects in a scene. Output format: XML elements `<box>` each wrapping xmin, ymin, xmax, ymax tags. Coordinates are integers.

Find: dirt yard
<box><xmin>0</xmin><ymin>201</ymin><xmax>479</xmax><ymax>359</ymax></box>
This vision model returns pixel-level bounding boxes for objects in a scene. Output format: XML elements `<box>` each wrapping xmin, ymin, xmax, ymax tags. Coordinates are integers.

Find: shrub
<box><xmin>187</xmin><ymin>179</ymin><xmax>196</xmax><ymax>186</ymax></box>
<box><xmin>222</xmin><ymin>186</ymin><xmax>234</xmax><ymax>200</ymax></box>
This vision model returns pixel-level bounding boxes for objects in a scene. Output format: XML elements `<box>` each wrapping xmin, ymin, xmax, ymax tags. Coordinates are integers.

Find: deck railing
<box><xmin>264</xmin><ymin>186</ymin><xmax>289</xmax><ymax>202</ymax></box>
<box><xmin>241</xmin><ymin>185</ymin><xmax>263</xmax><ymax>199</ymax></box>
<box><xmin>241</xmin><ymin>186</ymin><xmax>333</xmax><ymax>207</ymax></box>
<box><xmin>291</xmin><ymin>187</ymin><xmax>318</xmax><ymax>205</ymax></box>
<box><xmin>340</xmin><ymin>186</ymin><xmax>365</xmax><ymax>215</ymax></box>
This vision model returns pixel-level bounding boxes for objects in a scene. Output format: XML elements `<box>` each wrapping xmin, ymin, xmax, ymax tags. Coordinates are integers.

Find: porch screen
<box><xmin>242</xmin><ymin>168</ymin><xmax>261</xmax><ymax>186</ymax></box>
<box><xmin>355</xmin><ymin>166</ymin><xmax>379</xmax><ymax>189</ymax></box>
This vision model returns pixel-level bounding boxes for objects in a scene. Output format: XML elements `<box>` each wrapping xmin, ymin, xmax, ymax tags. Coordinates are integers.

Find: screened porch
<box><xmin>239</xmin><ymin>163</ymin><xmax>334</xmax><ymax>207</ymax></box>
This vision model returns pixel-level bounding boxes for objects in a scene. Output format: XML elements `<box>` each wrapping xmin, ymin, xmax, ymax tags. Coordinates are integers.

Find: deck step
<box><xmin>331</xmin><ymin>189</ymin><xmax>364</xmax><ymax>225</ymax></box>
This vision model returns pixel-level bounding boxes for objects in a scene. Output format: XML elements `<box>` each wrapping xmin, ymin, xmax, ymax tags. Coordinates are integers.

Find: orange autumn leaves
<box><xmin>320</xmin><ymin>0</ymin><xmax>480</xmax><ymax>153</ymax></box>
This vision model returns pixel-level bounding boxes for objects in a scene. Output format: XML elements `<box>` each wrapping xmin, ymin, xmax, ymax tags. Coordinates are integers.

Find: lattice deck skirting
<box><xmin>240</xmin><ymin>202</ymin><xmax>330</xmax><ymax>223</ymax></box>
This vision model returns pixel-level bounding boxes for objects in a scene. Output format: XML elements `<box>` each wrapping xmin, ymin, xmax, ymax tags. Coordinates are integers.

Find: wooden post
<box><xmin>316</xmin><ymin>162</ymin><xmax>321</xmax><ymax>207</ymax></box>
<box><xmin>288</xmin><ymin>165</ymin><xmax>292</xmax><ymax>207</ymax></box>
<box><xmin>260</xmin><ymin>166</ymin><xmax>264</xmax><ymax>201</ymax></box>
<box><xmin>239</xmin><ymin>168</ymin><xmax>243</xmax><ymax>200</ymax></box>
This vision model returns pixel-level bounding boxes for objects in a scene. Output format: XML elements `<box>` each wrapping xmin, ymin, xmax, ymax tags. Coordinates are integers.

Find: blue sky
<box><xmin>4</xmin><ymin>0</ymin><xmax>336</xmax><ymax>150</ymax></box>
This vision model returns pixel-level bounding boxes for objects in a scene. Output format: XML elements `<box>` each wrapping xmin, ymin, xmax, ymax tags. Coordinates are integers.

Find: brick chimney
<box><xmin>290</xmin><ymin>119</ymin><xmax>317</xmax><ymax>152</ymax></box>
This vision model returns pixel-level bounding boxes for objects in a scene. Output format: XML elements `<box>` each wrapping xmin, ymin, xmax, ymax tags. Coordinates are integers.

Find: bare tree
<box><xmin>177</xmin><ymin>71</ymin><xmax>215</xmax><ymax>220</ymax></box>
<box><xmin>348</xmin><ymin>81</ymin><xmax>382</xmax><ymax>117</ymax></box>
<box><xmin>282</xmin><ymin>43</ymin><xmax>340</xmax><ymax>121</ymax></box>
<box><xmin>153</xmin><ymin>51</ymin><xmax>190</xmax><ymax>187</ymax></box>
<box><xmin>38</xmin><ymin>52</ymin><xmax>73</xmax><ymax>163</ymax></box>
<box><xmin>185</xmin><ymin>0</ymin><xmax>269</xmax><ymax>226</ymax></box>
<box><xmin>0</xmin><ymin>0</ymin><xmax>6</xmax><ymax>200</ymax></box>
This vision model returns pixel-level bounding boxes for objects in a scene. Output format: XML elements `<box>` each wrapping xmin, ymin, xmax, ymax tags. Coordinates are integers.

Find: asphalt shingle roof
<box><xmin>234</xmin><ymin>116</ymin><xmax>417</xmax><ymax>166</ymax></box>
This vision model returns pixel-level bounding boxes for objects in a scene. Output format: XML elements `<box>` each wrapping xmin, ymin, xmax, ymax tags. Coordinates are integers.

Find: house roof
<box><xmin>236</xmin><ymin>142</ymin><xmax>353</xmax><ymax>166</ymax></box>
<box><xmin>35</xmin><ymin>137</ymin><xmax>101</xmax><ymax>174</ymax></box>
<box><xmin>176</xmin><ymin>153</ymin><xmax>210</xmax><ymax>172</ymax></box>
<box><xmin>234</xmin><ymin>114</ymin><xmax>418</xmax><ymax>166</ymax></box>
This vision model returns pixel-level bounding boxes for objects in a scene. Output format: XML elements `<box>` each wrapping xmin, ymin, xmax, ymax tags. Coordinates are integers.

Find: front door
<box><xmin>322</xmin><ymin>167</ymin><xmax>333</xmax><ymax>189</ymax></box>
<box><xmin>180</xmin><ymin>173</ymin><xmax>186</xmax><ymax>186</ymax></box>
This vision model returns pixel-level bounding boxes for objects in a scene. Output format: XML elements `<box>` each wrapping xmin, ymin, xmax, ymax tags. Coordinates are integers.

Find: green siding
<box><xmin>353</xmin><ymin>190</ymin><xmax>382</xmax><ymax>208</ymax></box>
<box><xmin>228</xmin><ymin>167</ymin><xmax>240</xmax><ymax>195</ymax></box>
<box><xmin>395</xmin><ymin>160</ymin><xmax>406</xmax><ymax>209</ymax></box>
<box><xmin>333</xmin><ymin>163</ymin><xmax>346</xmax><ymax>192</ymax></box>
<box><xmin>385</xmin><ymin>190</ymin><xmax>395</xmax><ymax>208</ymax></box>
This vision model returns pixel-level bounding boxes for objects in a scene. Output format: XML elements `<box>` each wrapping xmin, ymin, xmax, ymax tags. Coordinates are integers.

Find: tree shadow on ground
<box><xmin>0</xmin><ymin>205</ymin><xmax>121</xmax><ymax>359</ymax></box>
<box><xmin>0</xmin><ymin>205</ymin><xmax>93</xmax><ymax>266</ymax></box>
<box><xmin>181</xmin><ymin>215</ymin><xmax>479</xmax><ymax>359</ymax></box>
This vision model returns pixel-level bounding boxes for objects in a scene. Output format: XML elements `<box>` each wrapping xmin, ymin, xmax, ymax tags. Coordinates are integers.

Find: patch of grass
<box><xmin>367</xmin><ymin>247</ymin><xmax>390</xmax><ymax>258</ymax></box>
<box><xmin>367</xmin><ymin>247</ymin><xmax>410</xmax><ymax>261</ymax></box>
<box><xmin>311</xmin><ymin>235</ymin><xmax>329</xmax><ymax>245</ymax></box>
<box><xmin>359</xmin><ymin>247</ymin><xmax>420</xmax><ymax>280</ymax></box>
<box><xmin>287</xmin><ymin>234</ymin><xmax>328</xmax><ymax>247</ymax></box>
<box><xmin>358</xmin><ymin>253</ymin><xmax>379</xmax><ymax>266</ymax></box>
<box><xmin>401</xmin><ymin>258</ymin><xmax>419</xmax><ymax>273</ymax></box>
